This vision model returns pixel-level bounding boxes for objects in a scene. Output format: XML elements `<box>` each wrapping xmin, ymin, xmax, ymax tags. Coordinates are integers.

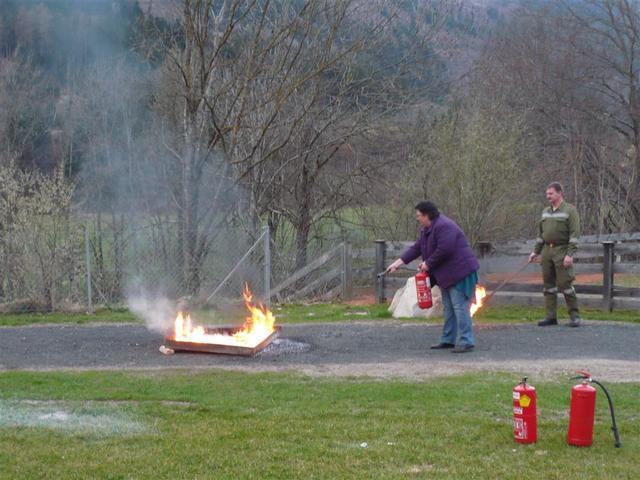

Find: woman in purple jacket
<box><xmin>386</xmin><ymin>201</ymin><xmax>480</xmax><ymax>353</ymax></box>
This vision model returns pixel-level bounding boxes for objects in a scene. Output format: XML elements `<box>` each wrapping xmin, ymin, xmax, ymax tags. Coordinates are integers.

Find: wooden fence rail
<box><xmin>364</xmin><ymin>233</ymin><xmax>640</xmax><ymax>311</ymax></box>
<box><xmin>269</xmin><ymin>242</ymin><xmax>352</xmax><ymax>303</ymax></box>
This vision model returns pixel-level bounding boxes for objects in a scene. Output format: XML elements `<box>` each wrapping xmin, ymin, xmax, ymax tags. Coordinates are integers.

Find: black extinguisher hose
<box><xmin>591</xmin><ymin>379</ymin><xmax>622</xmax><ymax>448</ymax></box>
<box><xmin>572</xmin><ymin>373</ymin><xmax>622</xmax><ymax>448</ymax></box>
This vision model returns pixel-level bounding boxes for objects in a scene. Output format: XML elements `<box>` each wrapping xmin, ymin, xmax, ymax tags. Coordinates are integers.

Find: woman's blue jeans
<box><xmin>440</xmin><ymin>285</ymin><xmax>476</xmax><ymax>347</ymax></box>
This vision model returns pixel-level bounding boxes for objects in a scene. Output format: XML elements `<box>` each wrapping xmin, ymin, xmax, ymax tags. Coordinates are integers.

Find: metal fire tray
<box><xmin>164</xmin><ymin>325</ymin><xmax>281</xmax><ymax>356</ymax></box>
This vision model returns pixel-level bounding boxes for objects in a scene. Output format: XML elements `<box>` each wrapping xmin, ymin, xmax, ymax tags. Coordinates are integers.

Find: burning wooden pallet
<box><xmin>164</xmin><ymin>325</ymin><xmax>281</xmax><ymax>356</ymax></box>
<box><xmin>161</xmin><ymin>284</ymin><xmax>279</xmax><ymax>356</ymax></box>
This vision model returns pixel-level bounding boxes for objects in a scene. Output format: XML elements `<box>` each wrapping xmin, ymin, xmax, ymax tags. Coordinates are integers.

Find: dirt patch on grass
<box><xmin>0</xmin><ymin>399</ymin><xmax>148</xmax><ymax>436</ymax></box>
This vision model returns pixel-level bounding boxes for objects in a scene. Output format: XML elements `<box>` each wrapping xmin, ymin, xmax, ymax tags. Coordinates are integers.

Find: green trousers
<box><xmin>541</xmin><ymin>245</ymin><xmax>579</xmax><ymax>319</ymax></box>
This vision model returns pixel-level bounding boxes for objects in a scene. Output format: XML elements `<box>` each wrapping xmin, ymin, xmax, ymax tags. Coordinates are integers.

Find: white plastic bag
<box><xmin>388</xmin><ymin>276</ymin><xmax>443</xmax><ymax>318</ymax></box>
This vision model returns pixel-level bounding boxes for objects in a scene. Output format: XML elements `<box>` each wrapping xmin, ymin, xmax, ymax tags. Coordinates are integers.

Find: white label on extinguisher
<box><xmin>513</xmin><ymin>391</ymin><xmax>520</xmax><ymax>400</ymax></box>
<box><xmin>513</xmin><ymin>407</ymin><xmax>523</xmax><ymax>415</ymax></box>
<box><xmin>514</xmin><ymin>418</ymin><xmax>527</xmax><ymax>439</ymax></box>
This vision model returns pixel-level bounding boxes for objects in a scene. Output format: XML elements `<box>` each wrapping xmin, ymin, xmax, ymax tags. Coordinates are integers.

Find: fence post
<box><xmin>84</xmin><ymin>225</ymin><xmax>93</xmax><ymax>311</ymax></box>
<box><xmin>602</xmin><ymin>241</ymin><xmax>615</xmax><ymax>312</ymax></box>
<box><xmin>263</xmin><ymin>225</ymin><xmax>271</xmax><ymax>307</ymax></box>
<box><xmin>476</xmin><ymin>241</ymin><xmax>492</xmax><ymax>278</ymax></box>
<box><xmin>341</xmin><ymin>242</ymin><xmax>353</xmax><ymax>301</ymax></box>
<box><xmin>375</xmin><ymin>239</ymin><xmax>386</xmax><ymax>303</ymax></box>
<box><xmin>6</xmin><ymin>229</ymin><xmax>13</xmax><ymax>300</ymax></box>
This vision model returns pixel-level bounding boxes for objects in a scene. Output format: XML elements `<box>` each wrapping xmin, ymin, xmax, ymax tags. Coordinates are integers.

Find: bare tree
<box><xmin>230</xmin><ymin>0</ymin><xmax>460</xmax><ymax>269</ymax></box>
<box><xmin>469</xmin><ymin>1</ymin><xmax>640</xmax><ymax>234</ymax></box>
<box><xmin>144</xmin><ymin>0</ymin><xmax>442</xmax><ymax>291</ymax></box>
<box><xmin>0</xmin><ymin>160</ymin><xmax>79</xmax><ymax>311</ymax></box>
<box><xmin>560</xmin><ymin>0</ymin><xmax>640</xmax><ymax>230</ymax></box>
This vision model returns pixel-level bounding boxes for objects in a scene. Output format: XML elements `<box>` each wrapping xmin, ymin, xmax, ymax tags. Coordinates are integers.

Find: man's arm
<box><xmin>567</xmin><ymin>207</ymin><xmax>580</xmax><ymax>257</ymax></box>
<box><xmin>533</xmin><ymin>215</ymin><xmax>544</xmax><ymax>255</ymax></box>
<box><xmin>529</xmin><ymin>214</ymin><xmax>543</xmax><ymax>263</ymax></box>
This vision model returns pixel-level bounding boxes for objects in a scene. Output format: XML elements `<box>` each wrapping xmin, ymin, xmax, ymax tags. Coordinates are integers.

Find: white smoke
<box><xmin>127</xmin><ymin>291</ymin><xmax>175</xmax><ymax>333</ymax></box>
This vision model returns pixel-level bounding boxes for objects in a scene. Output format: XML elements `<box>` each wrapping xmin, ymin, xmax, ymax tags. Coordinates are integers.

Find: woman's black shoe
<box><xmin>451</xmin><ymin>345</ymin><xmax>475</xmax><ymax>353</ymax></box>
<box><xmin>430</xmin><ymin>342</ymin><xmax>455</xmax><ymax>349</ymax></box>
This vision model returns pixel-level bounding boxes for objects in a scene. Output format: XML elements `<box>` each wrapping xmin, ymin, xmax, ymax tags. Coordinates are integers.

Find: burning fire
<box><xmin>470</xmin><ymin>285</ymin><xmax>487</xmax><ymax>317</ymax></box>
<box><xmin>170</xmin><ymin>284</ymin><xmax>276</xmax><ymax>348</ymax></box>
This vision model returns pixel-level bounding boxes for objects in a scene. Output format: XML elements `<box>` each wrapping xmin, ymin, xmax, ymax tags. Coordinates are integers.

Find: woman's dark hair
<box><xmin>415</xmin><ymin>201</ymin><xmax>440</xmax><ymax>220</ymax></box>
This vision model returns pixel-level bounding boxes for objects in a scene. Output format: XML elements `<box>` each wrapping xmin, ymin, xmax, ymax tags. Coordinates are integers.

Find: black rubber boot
<box><xmin>569</xmin><ymin>312</ymin><xmax>581</xmax><ymax>328</ymax></box>
<box><xmin>537</xmin><ymin>318</ymin><xmax>558</xmax><ymax>327</ymax></box>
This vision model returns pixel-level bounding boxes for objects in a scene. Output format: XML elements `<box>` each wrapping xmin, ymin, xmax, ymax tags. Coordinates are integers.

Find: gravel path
<box><xmin>1</xmin><ymin>321</ymin><xmax>638</xmax><ymax>380</ymax></box>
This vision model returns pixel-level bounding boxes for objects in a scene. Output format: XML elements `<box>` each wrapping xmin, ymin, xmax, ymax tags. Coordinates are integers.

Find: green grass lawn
<box><xmin>0</xmin><ymin>308</ymin><xmax>138</xmax><ymax>327</ymax></box>
<box><xmin>0</xmin><ymin>304</ymin><xmax>393</xmax><ymax>327</ymax></box>
<box><xmin>472</xmin><ymin>305</ymin><xmax>640</xmax><ymax>324</ymax></box>
<box><xmin>0</xmin><ymin>303</ymin><xmax>638</xmax><ymax>327</ymax></box>
<box><xmin>0</xmin><ymin>370</ymin><xmax>636</xmax><ymax>479</ymax></box>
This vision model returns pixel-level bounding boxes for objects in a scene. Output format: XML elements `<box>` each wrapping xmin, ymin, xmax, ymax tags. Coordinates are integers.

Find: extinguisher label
<box><xmin>514</xmin><ymin>418</ymin><xmax>527</xmax><ymax>439</ymax></box>
<box><xmin>513</xmin><ymin>391</ymin><xmax>520</xmax><ymax>400</ymax></box>
<box><xmin>513</xmin><ymin>407</ymin><xmax>523</xmax><ymax>415</ymax></box>
<box><xmin>519</xmin><ymin>395</ymin><xmax>531</xmax><ymax>408</ymax></box>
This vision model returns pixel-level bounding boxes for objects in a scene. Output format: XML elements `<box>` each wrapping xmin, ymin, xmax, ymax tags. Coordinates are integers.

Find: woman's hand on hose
<box><xmin>386</xmin><ymin>258</ymin><xmax>404</xmax><ymax>274</ymax></box>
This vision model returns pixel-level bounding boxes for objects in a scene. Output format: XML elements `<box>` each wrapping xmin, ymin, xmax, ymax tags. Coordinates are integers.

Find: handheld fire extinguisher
<box><xmin>415</xmin><ymin>270</ymin><xmax>433</xmax><ymax>309</ymax></box>
<box><xmin>568</xmin><ymin>370</ymin><xmax>621</xmax><ymax>448</ymax></box>
<box><xmin>513</xmin><ymin>377</ymin><xmax>537</xmax><ymax>443</ymax></box>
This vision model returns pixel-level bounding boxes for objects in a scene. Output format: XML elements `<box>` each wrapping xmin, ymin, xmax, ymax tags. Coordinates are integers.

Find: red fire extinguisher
<box><xmin>415</xmin><ymin>271</ymin><xmax>433</xmax><ymax>309</ymax></box>
<box><xmin>568</xmin><ymin>370</ymin><xmax>621</xmax><ymax>448</ymax></box>
<box><xmin>513</xmin><ymin>377</ymin><xmax>537</xmax><ymax>444</ymax></box>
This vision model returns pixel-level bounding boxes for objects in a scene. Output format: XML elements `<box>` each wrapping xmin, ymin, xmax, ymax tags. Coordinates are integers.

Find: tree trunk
<box><xmin>180</xmin><ymin>152</ymin><xmax>198</xmax><ymax>295</ymax></box>
<box><xmin>179</xmin><ymin>141</ymin><xmax>204</xmax><ymax>296</ymax></box>
<box><xmin>293</xmin><ymin>165</ymin><xmax>313</xmax><ymax>271</ymax></box>
<box><xmin>294</xmin><ymin>218</ymin><xmax>311</xmax><ymax>272</ymax></box>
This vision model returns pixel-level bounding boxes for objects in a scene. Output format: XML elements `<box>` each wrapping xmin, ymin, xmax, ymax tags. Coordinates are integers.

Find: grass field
<box><xmin>0</xmin><ymin>303</ymin><xmax>638</xmax><ymax>327</ymax></box>
<box><xmin>0</xmin><ymin>370</ymin><xmax>636</xmax><ymax>479</ymax></box>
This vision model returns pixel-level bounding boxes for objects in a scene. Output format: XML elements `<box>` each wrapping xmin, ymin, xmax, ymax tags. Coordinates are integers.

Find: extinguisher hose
<box><xmin>377</xmin><ymin>266</ymin><xmax>416</xmax><ymax>278</ymax></box>
<box><xmin>483</xmin><ymin>260</ymin><xmax>532</xmax><ymax>305</ymax></box>
<box><xmin>591</xmin><ymin>379</ymin><xmax>622</xmax><ymax>448</ymax></box>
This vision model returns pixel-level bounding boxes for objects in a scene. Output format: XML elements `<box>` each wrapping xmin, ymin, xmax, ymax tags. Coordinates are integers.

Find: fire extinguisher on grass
<box><xmin>415</xmin><ymin>271</ymin><xmax>433</xmax><ymax>309</ymax></box>
<box><xmin>513</xmin><ymin>377</ymin><xmax>537</xmax><ymax>444</ymax></box>
<box><xmin>568</xmin><ymin>370</ymin><xmax>622</xmax><ymax>448</ymax></box>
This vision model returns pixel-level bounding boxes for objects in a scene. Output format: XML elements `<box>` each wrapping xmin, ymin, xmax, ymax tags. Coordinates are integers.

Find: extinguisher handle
<box><xmin>575</xmin><ymin>370</ymin><xmax>592</xmax><ymax>380</ymax></box>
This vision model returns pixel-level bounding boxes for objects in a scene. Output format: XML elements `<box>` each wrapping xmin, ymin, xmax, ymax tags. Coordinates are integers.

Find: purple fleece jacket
<box><xmin>400</xmin><ymin>214</ymin><xmax>479</xmax><ymax>289</ymax></box>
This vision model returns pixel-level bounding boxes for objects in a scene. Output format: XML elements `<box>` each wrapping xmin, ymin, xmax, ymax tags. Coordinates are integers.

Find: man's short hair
<box><xmin>415</xmin><ymin>201</ymin><xmax>440</xmax><ymax>220</ymax></box>
<box><xmin>546</xmin><ymin>182</ymin><xmax>563</xmax><ymax>193</ymax></box>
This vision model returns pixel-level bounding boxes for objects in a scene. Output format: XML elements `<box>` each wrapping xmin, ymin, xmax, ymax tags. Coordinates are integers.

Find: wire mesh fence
<box><xmin>0</xmin><ymin>212</ymin><xmax>365</xmax><ymax>312</ymax></box>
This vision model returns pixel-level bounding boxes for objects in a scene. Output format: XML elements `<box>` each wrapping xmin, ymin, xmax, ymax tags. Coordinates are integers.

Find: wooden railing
<box><xmin>362</xmin><ymin>233</ymin><xmax>640</xmax><ymax>311</ymax></box>
<box><xmin>269</xmin><ymin>242</ymin><xmax>352</xmax><ymax>303</ymax></box>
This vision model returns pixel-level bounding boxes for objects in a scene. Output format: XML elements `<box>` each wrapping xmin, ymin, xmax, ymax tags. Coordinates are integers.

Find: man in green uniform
<box><xmin>528</xmin><ymin>182</ymin><xmax>581</xmax><ymax>327</ymax></box>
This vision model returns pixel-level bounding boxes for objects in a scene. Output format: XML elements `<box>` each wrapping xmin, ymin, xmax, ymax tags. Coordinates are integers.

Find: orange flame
<box><xmin>470</xmin><ymin>285</ymin><xmax>487</xmax><ymax>317</ymax></box>
<box><xmin>170</xmin><ymin>284</ymin><xmax>275</xmax><ymax>348</ymax></box>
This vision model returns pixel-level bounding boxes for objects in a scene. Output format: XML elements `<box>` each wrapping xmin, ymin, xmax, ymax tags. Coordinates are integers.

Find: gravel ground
<box><xmin>1</xmin><ymin>321</ymin><xmax>638</xmax><ymax>381</ymax></box>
